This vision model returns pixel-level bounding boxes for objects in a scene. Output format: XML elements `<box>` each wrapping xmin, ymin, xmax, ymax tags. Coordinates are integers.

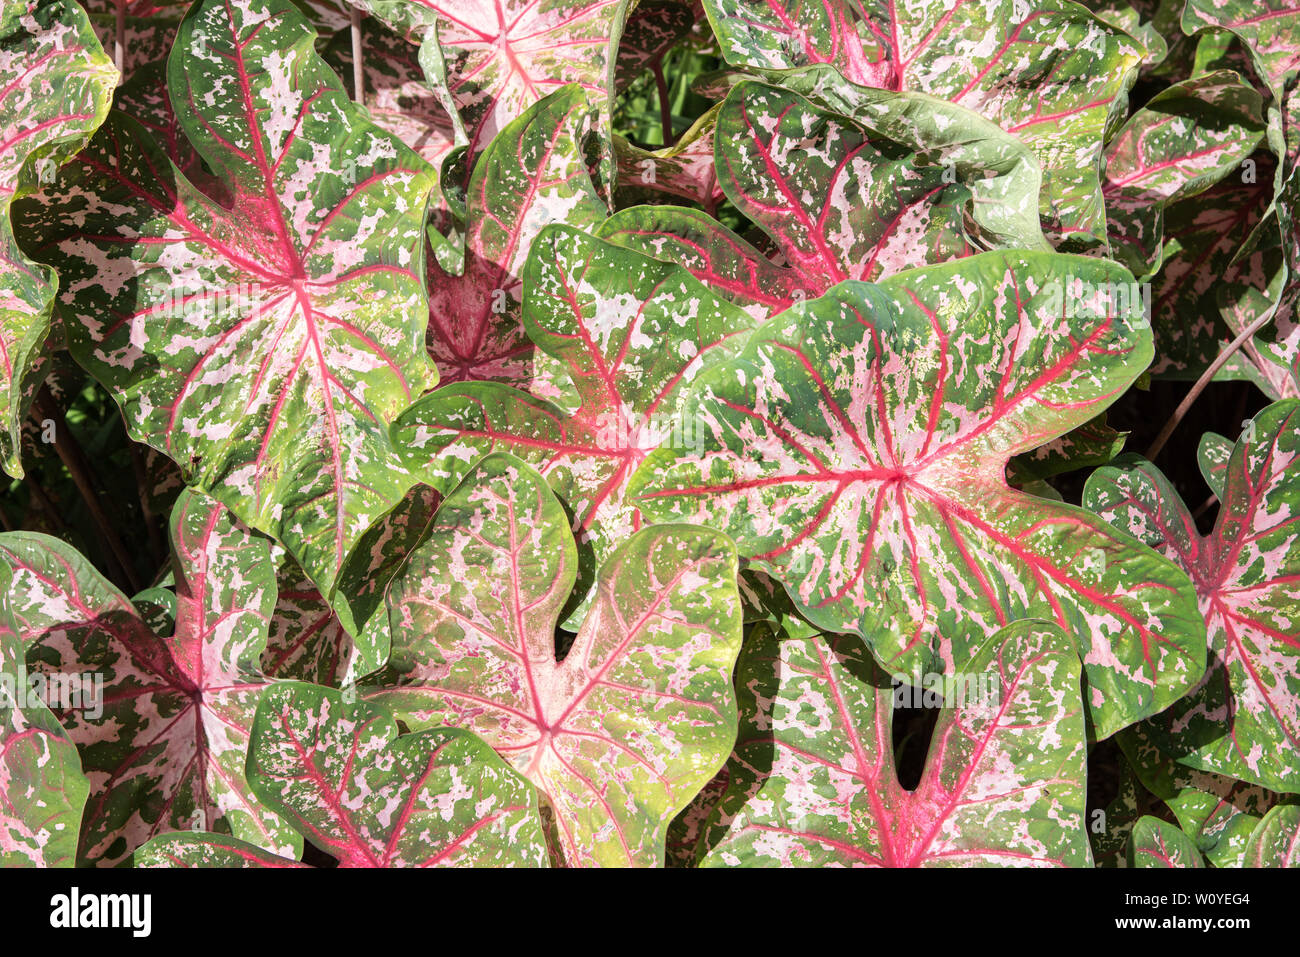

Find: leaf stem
<box><xmin>653</xmin><ymin>59</ymin><xmax>673</xmax><ymax>147</ymax></box>
<box><xmin>350</xmin><ymin>7</ymin><xmax>364</xmax><ymax>103</ymax></box>
<box><xmin>33</xmin><ymin>390</ymin><xmax>142</xmax><ymax>592</ymax></box>
<box><xmin>1145</xmin><ymin>307</ymin><xmax>1278</xmax><ymax>461</ymax></box>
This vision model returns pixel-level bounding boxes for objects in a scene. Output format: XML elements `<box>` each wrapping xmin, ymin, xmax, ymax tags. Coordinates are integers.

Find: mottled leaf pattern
<box><xmin>0</xmin><ymin>564</ymin><xmax>88</xmax><ymax>868</ymax></box>
<box><xmin>0</xmin><ymin>489</ymin><xmax>298</xmax><ymax>866</ymax></box>
<box><xmin>368</xmin><ymin>453</ymin><xmax>744</xmax><ymax>866</ymax></box>
<box><xmin>354</xmin><ymin>0</ymin><xmax>630</xmax><ymax>161</ymax></box>
<box><xmin>1243</xmin><ymin>803</ymin><xmax>1300</xmax><ymax>866</ymax></box>
<box><xmin>20</xmin><ymin>0</ymin><xmax>438</xmax><ymax>595</ymax></box>
<box><xmin>1102</xmin><ymin>71</ymin><xmax>1265</xmax><ymax>277</ymax></box>
<box><xmin>400</xmin><ymin>225</ymin><xmax>756</xmax><ymax>595</ymax></box>
<box><xmin>702</xmin><ymin>621</ymin><xmax>1092</xmax><ymax>867</ymax></box>
<box><xmin>1085</xmin><ymin>401</ymin><xmax>1300</xmax><ymax>791</ymax></box>
<box><xmin>246</xmin><ymin>683</ymin><xmax>549</xmax><ymax>867</ymax></box>
<box><xmin>1128</xmin><ymin>815</ymin><xmax>1204</xmax><ymax>867</ymax></box>
<box><xmin>632</xmin><ymin>254</ymin><xmax>1205</xmax><ymax>737</ymax></box>
<box><xmin>0</xmin><ymin>0</ymin><xmax>116</xmax><ymax>478</ymax></box>
<box><xmin>426</xmin><ymin>86</ymin><xmax>607</xmax><ymax>385</ymax></box>
<box><xmin>603</xmin><ymin>78</ymin><xmax>1045</xmax><ymax>318</ymax></box>
<box><xmin>699</xmin><ymin>0</ymin><xmax>1143</xmax><ymax>245</ymax></box>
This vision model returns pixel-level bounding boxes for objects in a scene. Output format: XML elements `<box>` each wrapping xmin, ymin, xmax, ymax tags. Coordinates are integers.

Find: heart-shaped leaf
<box><xmin>1084</xmin><ymin>400</ymin><xmax>1300</xmax><ymax>791</ymax></box>
<box><xmin>19</xmin><ymin>0</ymin><xmax>438</xmax><ymax>595</ymax></box>
<box><xmin>1102</xmin><ymin>71</ymin><xmax>1265</xmax><ymax>277</ymax></box>
<box><xmin>367</xmin><ymin>452</ymin><xmax>744</xmax><ymax>866</ymax></box>
<box><xmin>700</xmin><ymin>621</ymin><xmax>1092</xmax><ymax>867</ymax></box>
<box><xmin>698</xmin><ymin>0</ymin><xmax>1143</xmax><ymax>246</ymax></box>
<box><xmin>1128</xmin><ymin>815</ymin><xmax>1204</xmax><ymax>867</ymax></box>
<box><xmin>0</xmin><ymin>0</ymin><xmax>116</xmax><ymax>478</ymax></box>
<box><xmin>0</xmin><ymin>489</ymin><xmax>298</xmax><ymax>866</ymax></box>
<box><xmin>631</xmin><ymin>254</ymin><xmax>1205</xmax><ymax>738</ymax></box>
<box><xmin>399</xmin><ymin>224</ymin><xmax>756</xmax><ymax>604</ymax></box>
<box><xmin>426</xmin><ymin>85</ymin><xmax>607</xmax><ymax>386</ymax></box>
<box><xmin>602</xmin><ymin>78</ymin><xmax>1045</xmax><ymax>318</ymax></box>
<box><xmin>0</xmin><ymin>564</ymin><xmax>88</xmax><ymax>868</ymax></box>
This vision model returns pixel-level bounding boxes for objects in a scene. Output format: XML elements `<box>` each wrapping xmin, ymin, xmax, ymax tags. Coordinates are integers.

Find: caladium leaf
<box><xmin>0</xmin><ymin>565</ymin><xmax>88</xmax><ymax>868</ymax></box>
<box><xmin>368</xmin><ymin>453</ymin><xmax>744</xmax><ymax>867</ymax></box>
<box><xmin>1198</xmin><ymin>430</ymin><xmax>1233</xmax><ymax>499</ymax></box>
<box><xmin>1083</xmin><ymin>0</ymin><xmax>1169</xmax><ymax>67</ymax></box>
<box><xmin>1181</xmin><ymin>0</ymin><xmax>1300</xmax><ymax>99</ymax></box>
<box><xmin>700</xmin><ymin>621</ymin><xmax>1092</xmax><ymax>867</ymax></box>
<box><xmin>631</xmin><ymin>254</ymin><xmax>1206</xmax><ymax>738</ymax></box>
<box><xmin>0</xmin><ymin>0</ymin><xmax>116</xmax><ymax>479</ymax></box>
<box><xmin>698</xmin><ymin>0</ymin><xmax>1143</xmax><ymax>246</ymax></box>
<box><xmin>1102</xmin><ymin>71</ymin><xmax>1265</xmax><ymax>277</ymax></box>
<box><xmin>20</xmin><ymin>0</ymin><xmax>438</xmax><ymax>595</ymax></box>
<box><xmin>1119</xmin><ymin>721</ymin><xmax>1287</xmax><ymax>868</ymax></box>
<box><xmin>246</xmin><ymin>682</ymin><xmax>549</xmax><ymax>867</ymax></box>
<box><xmin>135</xmin><ymin>831</ymin><xmax>309</xmax><ymax>868</ymax></box>
<box><xmin>613</xmin><ymin>106</ymin><xmax>723</xmax><ymax>213</ymax></box>
<box><xmin>401</xmin><ymin>225</ymin><xmax>756</xmax><ymax>600</ymax></box>
<box><xmin>1090</xmin><ymin>756</ymin><xmax>1145</xmax><ymax>868</ymax></box>
<box><xmin>1007</xmin><ymin>415</ymin><xmax>1128</xmax><ymax>487</ymax></box>
<box><xmin>427</xmin><ymin>85</ymin><xmax>607</xmax><ymax>386</ymax></box>
<box><xmin>1127</xmin><ymin>815</ymin><xmax>1204</xmax><ymax>867</ymax></box>
<box><xmin>352</xmin><ymin>0</ymin><xmax>631</xmax><ymax>164</ymax></box>
<box><xmin>614</xmin><ymin>0</ymin><xmax>696</xmax><ymax>89</ymax></box>
<box><xmin>1084</xmin><ymin>400</ymin><xmax>1300</xmax><ymax>792</ymax></box>
<box><xmin>602</xmin><ymin>79</ymin><xmax>1045</xmax><ymax>318</ymax></box>
<box><xmin>1149</xmin><ymin>153</ymin><xmax>1297</xmax><ymax>383</ymax></box>
<box><xmin>0</xmin><ymin>489</ymin><xmax>299</xmax><ymax>866</ymax></box>
<box><xmin>322</xmin><ymin>18</ymin><xmax>458</xmax><ymax>179</ymax></box>
<box><xmin>1243</xmin><ymin>803</ymin><xmax>1300</xmax><ymax>866</ymax></box>
<box><xmin>138</xmin><ymin>681</ymin><xmax>550</xmax><ymax>866</ymax></box>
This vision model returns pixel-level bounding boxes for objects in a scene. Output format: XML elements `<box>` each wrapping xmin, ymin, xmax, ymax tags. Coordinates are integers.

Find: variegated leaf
<box><xmin>613</xmin><ymin>106</ymin><xmax>723</xmax><ymax>213</ymax></box>
<box><xmin>245</xmin><ymin>683</ymin><xmax>549</xmax><ymax>866</ymax></box>
<box><xmin>0</xmin><ymin>564</ymin><xmax>88</xmax><ymax>868</ymax></box>
<box><xmin>400</xmin><ymin>224</ymin><xmax>756</xmax><ymax>602</ymax></box>
<box><xmin>352</xmin><ymin>0</ymin><xmax>630</xmax><ymax>162</ymax></box>
<box><xmin>697</xmin><ymin>0</ymin><xmax>1143</xmax><ymax>246</ymax></box>
<box><xmin>0</xmin><ymin>489</ymin><xmax>298</xmax><ymax>866</ymax></box>
<box><xmin>135</xmin><ymin>831</ymin><xmax>309</xmax><ymax>868</ymax></box>
<box><xmin>1128</xmin><ymin>815</ymin><xmax>1204</xmax><ymax>867</ymax></box>
<box><xmin>1181</xmin><ymin>0</ymin><xmax>1300</xmax><ymax>99</ymax></box>
<box><xmin>1102</xmin><ymin>71</ymin><xmax>1265</xmax><ymax>277</ymax></box>
<box><xmin>427</xmin><ymin>85</ymin><xmax>607</xmax><ymax>385</ymax></box>
<box><xmin>631</xmin><ymin>254</ymin><xmax>1205</xmax><ymax>738</ymax></box>
<box><xmin>1149</xmin><ymin>153</ymin><xmax>1297</xmax><ymax>385</ymax></box>
<box><xmin>1198</xmin><ymin>430</ymin><xmax>1232</xmax><ymax>499</ymax></box>
<box><xmin>602</xmin><ymin>78</ymin><xmax>1045</xmax><ymax>318</ymax></box>
<box><xmin>701</xmin><ymin>621</ymin><xmax>1092</xmax><ymax>867</ymax></box>
<box><xmin>1243</xmin><ymin>803</ymin><xmax>1300</xmax><ymax>866</ymax></box>
<box><xmin>0</xmin><ymin>0</ymin><xmax>116</xmax><ymax>478</ymax></box>
<box><xmin>1119</xmin><ymin>720</ymin><xmax>1287</xmax><ymax>868</ymax></box>
<box><xmin>367</xmin><ymin>453</ymin><xmax>744</xmax><ymax>867</ymax></box>
<box><xmin>614</xmin><ymin>0</ymin><xmax>696</xmax><ymax>89</ymax></box>
<box><xmin>1085</xmin><ymin>401</ymin><xmax>1300</xmax><ymax>792</ymax></box>
<box><xmin>19</xmin><ymin>0</ymin><xmax>438</xmax><ymax>595</ymax></box>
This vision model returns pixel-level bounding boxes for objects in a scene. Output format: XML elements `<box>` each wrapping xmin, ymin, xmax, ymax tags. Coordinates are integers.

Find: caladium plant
<box><xmin>0</xmin><ymin>488</ymin><xmax>299</xmax><ymax>866</ymax></box>
<box><xmin>630</xmin><ymin>254</ymin><xmax>1206</xmax><ymax>738</ymax></box>
<box><xmin>0</xmin><ymin>0</ymin><xmax>115</xmax><ymax>479</ymax></box>
<box><xmin>136</xmin><ymin>682</ymin><xmax>550</xmax><ymax>867</ymax></box>
<box><xmin>1085</xmin><ymin>400</ymin><xmax>1300</xmax><ymax>792</ymax></box>
<box><xmin>698</xmin><ymin>620</ymin><xmax>1092</xmax><ymax>867</ymax></box>
<box><xmin>367</xmin><ymin>452</ymin><xmax>743</xmax><ymax>866</ymax></box>
<box><xmin>1</xmin><ymin>0</ymin><xmax>1300</xmax><ymax>872</ymax></box>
